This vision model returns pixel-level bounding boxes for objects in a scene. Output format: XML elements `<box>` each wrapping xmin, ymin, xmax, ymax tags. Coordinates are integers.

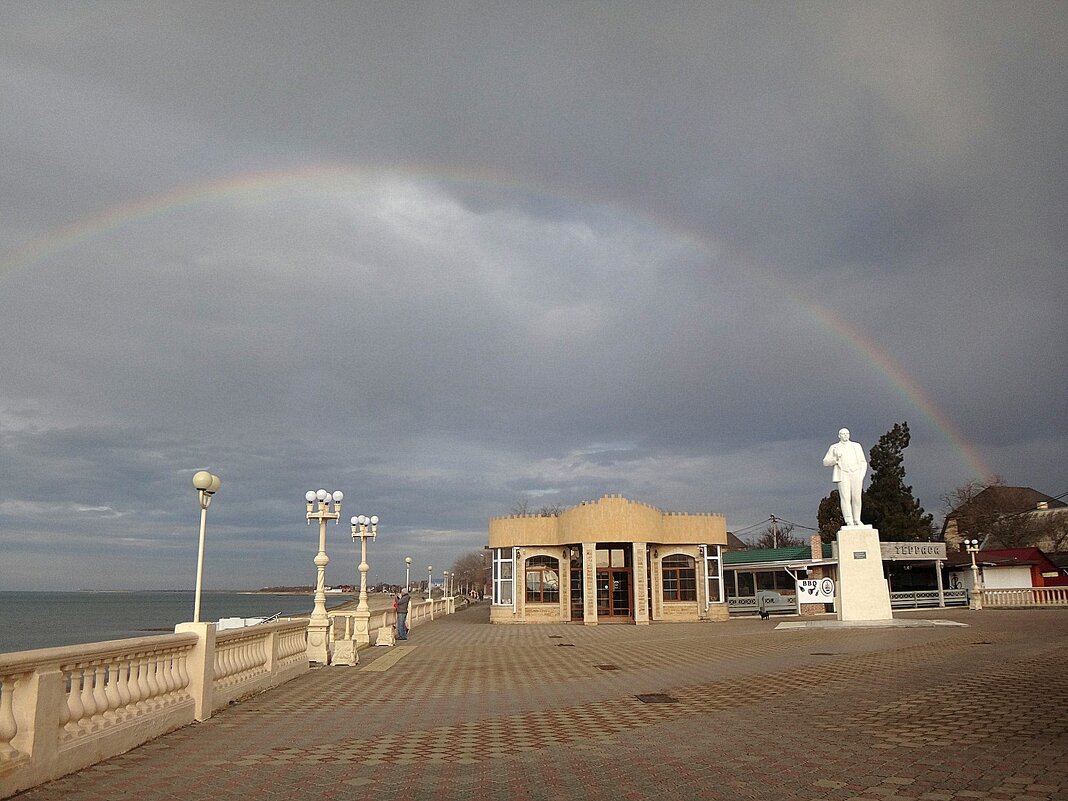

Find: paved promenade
<box><xmin>14</xmin><ymin>605</ymin><xmax>1068</xmax><ymax>801</ymax></box>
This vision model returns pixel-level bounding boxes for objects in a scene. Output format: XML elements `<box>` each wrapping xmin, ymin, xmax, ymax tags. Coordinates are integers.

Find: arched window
<box><xmin>525</xmin><ymin>555</ymin><xmax>560</xmax><ymax>603</ymax></box>
<box><xmin>662</xmin><ymin>554</ymin><xmax>697</xmax><ymax>601</ymax></box>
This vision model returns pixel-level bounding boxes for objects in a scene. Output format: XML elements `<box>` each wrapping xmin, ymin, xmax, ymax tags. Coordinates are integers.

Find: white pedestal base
<box><xmin>375</xmin><ymin>625</ymin><xmax>396</xmax><ymax>647</ymax></box>
<box><xmin>332</xmin><ymin>639</ymin><xmax>359</xmax><ymax>666</ymax></box>
<box><xmin>836</xmin><ymin>525</ymin><xmax>893</xmax><ymax>622</ymax></box>
<box><xmin>306</xmin><ymin>620</ymin><xmax>331</xmax><ymax>664</ymax></box>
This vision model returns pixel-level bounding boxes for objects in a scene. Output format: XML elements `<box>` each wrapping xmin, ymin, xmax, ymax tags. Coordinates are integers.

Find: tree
<box><xmin>817</xmin><ymin>490</ymin><xmax>844</xmax><ymax>543</ymax></box>
<box><xmin>450</xmin><ymin>550</ymin><xmax>489</xmax><ymax>596</ymax></box>
<box><xmin>749</xmin><ymin>518</ymin><xmax>804</xmax><ymax>549</ymax></box>
<box><xmin>511</xmin><ymin>499</ymin><xmax>564</xmax><ymax>516</ymax></box>
<box><xmin>863</xmin><ymin>421</ymin><xmax>934</xmax><ymax>541</ymax></box>
<box><xmin>941</xmin><ymin>478</ymin><xmax>1067</xmax><ymax>549</ymax></box>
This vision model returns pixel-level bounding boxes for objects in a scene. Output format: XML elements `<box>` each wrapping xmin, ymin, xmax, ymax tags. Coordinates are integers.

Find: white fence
<box><xmin>978</xmin><ymin>586</ymin><xmax>1068</xmax><ymax>608</ymax></box>
<box><xmin>329</xmin><ymin>596</ymin><xmax>459</xmax><ymax>652</ymax></box>
<box><xmin>890</xmin><ymin>589</ymin><xmax>968</xmax><ymax>608</ymax></box>
<box><xmin>0</xmin><ymin>619</ymin><xmax>308</xmax><ymax>799</ymax></box>
<box><xmin>729</xmin><ymin>588</ymin><xmax>969</xmax><ymax>615</ymax></box>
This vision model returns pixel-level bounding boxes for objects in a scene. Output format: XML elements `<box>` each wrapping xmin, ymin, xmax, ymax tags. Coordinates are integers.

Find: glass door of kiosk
<box><xmin>595</xmin><ymin>569</ymin><xmax>632</xmax><ymax>619</ymax></box>
<box><xmin>594</xmin><ymin>544</ymin><xmax>633</xmax><ymax>620</ymax></box>
<box><xmin>569</xmin><ymin>550</ymin><xmax>584</xmax><ymax>621</ymax></box>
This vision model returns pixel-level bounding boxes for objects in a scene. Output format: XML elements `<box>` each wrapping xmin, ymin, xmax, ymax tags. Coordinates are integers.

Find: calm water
<box><xmin>0</xmin><ymin>591</ymin><xmax>347</xmax><ymax>654</ymax></box>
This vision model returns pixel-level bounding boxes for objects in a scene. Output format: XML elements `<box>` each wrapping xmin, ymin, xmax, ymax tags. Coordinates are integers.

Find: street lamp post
<box><xmin>191</xmin><ymin>471</ymin><xmax>221</xmax><ymax>623</ymax></box>
<box><xmin>964</xmin><ymin>539</ymin><xmax>983</xmax><ymax>610</ymax></box>
<box><xmin>305</xmin><ymin>488</ymin><xmax>343</xmax><ymax>664</ymax></box>
<box><xmin>350</xmin><ymin>514</ymin><xmax>379</xmax><ymax>645</ymax></box>
<box><xmin>405</xmin><ymin>556</ymin><xmax>412</xmax><ymax>592</ymax></box>
<box><xmin>427</xmin><ymin>565</ymin><xmax>433</xmax><ymax>620</ymax></box>
<box><xmin>443</xmin><ymin>570</ymin><xmax>450</xmax><ymax>598</ymax></box>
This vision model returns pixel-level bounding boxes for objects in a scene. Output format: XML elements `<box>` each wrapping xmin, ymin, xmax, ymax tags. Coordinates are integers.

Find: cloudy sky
<box><xmin>1</xmin><ymin>2</ymin><xmax>1064</xmax><ymax>592</ymax></box>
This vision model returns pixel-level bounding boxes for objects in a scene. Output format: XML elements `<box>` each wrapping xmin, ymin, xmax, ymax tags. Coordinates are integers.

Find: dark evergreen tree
<box><xmin>817</xmin><ymin>490</ymin><xmax>844</xmax><ymax>543</ymax></box>
<box><xmin>863</xmin><ymin>421</ymin><xmax>934</xmax><ymax>541</ymax></box>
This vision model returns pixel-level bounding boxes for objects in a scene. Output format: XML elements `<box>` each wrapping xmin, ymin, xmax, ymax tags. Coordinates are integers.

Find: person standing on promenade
<box><xmin>395</xmin><ymin>588</ymin><xmax>411</xmax><ymax>640</ymax></box>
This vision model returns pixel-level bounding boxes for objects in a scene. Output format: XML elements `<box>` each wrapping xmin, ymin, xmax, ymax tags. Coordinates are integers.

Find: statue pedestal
<box><xmin>835</xmin><ymin>525</ymin><xmax>893</xmax><ymax>621</ymax></box>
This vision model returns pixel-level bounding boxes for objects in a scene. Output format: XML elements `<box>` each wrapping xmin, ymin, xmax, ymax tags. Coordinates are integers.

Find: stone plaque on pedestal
<box><xmin>835</xmin><ymin>525</ymin><xmax>893</xmax><ymax>621</ymax></box>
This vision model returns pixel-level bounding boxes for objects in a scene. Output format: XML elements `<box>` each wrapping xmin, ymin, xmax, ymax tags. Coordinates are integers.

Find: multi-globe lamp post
<box><xmin>405</xmin><ymin>556</ymin><xmax>412</xmax><ymax>592</ymax></box>
<box><xmin>425</xmin><ymin>565</ymin><xmax>432</xmax><ymax>619</ymax></box>
<box><xmin>191</xmin><ymin>471</ymin><xmax>221</xmax><ymax>624</ymax></box>
<box><xmin>305</xmin><ymin>488</ymin><xmax>343</xmax><ymax>664</ymax></box>
<box><xmin>351</xmin><ymin>514</ymin><xmax>379</xmax><ymax>645</ymax></box>
<box><xmin>964</xmin><ymin>538</ymin><xmax>983</xmax><ymax>610</ymax></box>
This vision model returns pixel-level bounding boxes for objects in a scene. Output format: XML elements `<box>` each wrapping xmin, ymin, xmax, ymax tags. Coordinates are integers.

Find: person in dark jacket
<box><xmin>395</xmin><ymin>589</ymin><xmax>411</xmax><ymax>640</ymax></box>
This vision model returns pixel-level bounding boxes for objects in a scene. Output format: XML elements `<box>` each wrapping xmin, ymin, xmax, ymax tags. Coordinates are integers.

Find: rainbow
<box><xmin>0</xmin><ymin>163</ymin><xmax>994</xmax><ymax>480</ymax></box>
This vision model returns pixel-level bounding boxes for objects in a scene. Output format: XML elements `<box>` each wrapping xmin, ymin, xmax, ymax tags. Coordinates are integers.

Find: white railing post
<box><xmin>174</xmin><ymin>623</ymin><xmax>216</xmax><ymax>721</ymax></box>
<box><xmin>10</xmin><ymin>668</ymin><xmax>64</xmax><ymax>766</ymax></box>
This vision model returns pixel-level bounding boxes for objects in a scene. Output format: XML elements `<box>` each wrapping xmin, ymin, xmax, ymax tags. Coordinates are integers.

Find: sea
<box><xmin>0</xmin><ymin>591</ymin><xmax>348</xmax><ymax>654</ymax></box>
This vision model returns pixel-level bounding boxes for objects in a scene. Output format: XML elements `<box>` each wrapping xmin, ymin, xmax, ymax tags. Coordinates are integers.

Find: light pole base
<box><xmin>306</xmin><ymin>620</ymin><xmax>331</xmax><ymax>664</ymax></box>
<box><xmin>353</xmin><ymin>610</ymin><xmax>372</xmax><ymax>646</ymax></box>
<box><xmin>332</xmin><ymin>639</ymin><xmax>359</xmax><ymax>666</ymax></box>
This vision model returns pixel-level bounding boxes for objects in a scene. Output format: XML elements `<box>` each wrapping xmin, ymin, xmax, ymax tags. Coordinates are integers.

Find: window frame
<box><xmin>524</xmin><ymin>554</ymin><xmax>561</xmax><ymax>604</ymax></box>
<box><xmin>661</xmin><ymin>553</ymin><xmax>697</xmax><ymax>602</ymax></box>
<box><xmin>492</xmin><ymin>547</ymin><xmax>516</xmax><ymax>607</ymax></box>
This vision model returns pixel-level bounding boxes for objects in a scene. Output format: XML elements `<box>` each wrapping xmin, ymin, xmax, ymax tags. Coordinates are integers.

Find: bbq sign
<box><xmin>797</xmin><ymin>577</ymin><xmax>835</xmax><ymax>602</ymax></box>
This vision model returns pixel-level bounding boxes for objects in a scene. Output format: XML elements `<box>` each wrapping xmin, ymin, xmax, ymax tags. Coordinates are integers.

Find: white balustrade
<box><xmin>1</xmin><ymin>603</ymin><xmax>457</xmax><ymax>797</ymax></box>
<box><xmin>1</xmin><ymin>619</ymin><xmax>310</xmax><ymax>799</ymax></box>
<box><xmin>981</xmin><ymin>586</ymin><xmax>1068</xmax><ymax>608</ymax></box>
<box><xmin>58</xmin><ymin>641</ymin><xmax>193</xmax><ymax>745</ymax></box>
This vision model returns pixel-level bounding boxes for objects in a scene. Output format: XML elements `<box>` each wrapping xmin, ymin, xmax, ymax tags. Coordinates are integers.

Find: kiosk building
<box><xmin>488</xmin><ymin>495</ymin><xmax>729</xmax><ymax>625</ymax></box>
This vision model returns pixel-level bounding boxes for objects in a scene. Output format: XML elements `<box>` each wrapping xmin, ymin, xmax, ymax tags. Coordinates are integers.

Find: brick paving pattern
<box><xmin>12</xmin><ymin>606</ymin><xmax>1068</xmax><ymax>801</ymax></box>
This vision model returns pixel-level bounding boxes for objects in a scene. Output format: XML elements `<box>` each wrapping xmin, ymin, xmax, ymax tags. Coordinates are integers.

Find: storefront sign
<box><xmin>797</xmin><ymin>577</ymin><xmax>835</xmax><ymax>602</ymax></box>
<box><xmin>880</xmin><ymin>542</ymin><xmax>947</xmax><ymax>561</ymax></box>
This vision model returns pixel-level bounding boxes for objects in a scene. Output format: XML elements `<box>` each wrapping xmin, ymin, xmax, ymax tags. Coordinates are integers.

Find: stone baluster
<box><xmin>135</xmin><ymin>656</ymin><xmax>152</xmax><ymax>714</ymax></box>
<box><xmin>126</xmin><ymin>659</ymin><xmax>144</xmax><ymax>716</ymax></box>
<box><xmin>115</xmin><ymin>660</ymin><xmax>133</xmax><ymax>719</ymax></box>
<box><xmin>78</xmin><ymin>667</ymin><xmax>97</xmax><ymax>732</ymax></box>
<box><xmin>155</xmin><ymin>654</ymin><xmax>172</xmax><ymax>706</ymax></box>
<box><xmin>0</xmin><ymin>676</ymin><xmax>19</xmax><ymax>759</ymax></box>
<box><xmin>146</xmin><ymin>653</ymin><xmax>162</xmax><ymax>713</ymax></box>
<box><xmin>171</xmin><ymin>651</ymin><xmax>186</xmax><ymax>698</ymax></box>
<box><xmin>62</xmin><ymin>669</ymin><xmax>83</xmax><ymax>740</ymax></box>
<box><xmin>90</xmin><ymin>664</ymin><xmax>108</xmax><ymax>729</ymax></box>
<box><xmin>103</xmin><ymin>664</ymin><xmax>122</xmax><ymax>720</ymax></box>
<box><xmin>176</xmin><ymin>652</ymin><xmax>190</xmax><ymax>696</ymax></box>
<box><xmin>220</xmin><ymin>643</ymin><xmax>232</xmax><ymax>684</ymax></box>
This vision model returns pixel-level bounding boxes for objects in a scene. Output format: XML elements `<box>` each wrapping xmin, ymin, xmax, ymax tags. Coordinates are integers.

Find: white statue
<box><xmin>823</xmin><ymin>428</ymin><xmax>867</xmax><ymax>526</ymax></box>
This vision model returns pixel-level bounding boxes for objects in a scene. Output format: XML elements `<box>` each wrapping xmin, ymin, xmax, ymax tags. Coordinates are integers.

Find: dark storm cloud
<box><xmin>0</xmin><ymin>2</ymin><xmax>1064</xmax><ymax>591</ymax></box>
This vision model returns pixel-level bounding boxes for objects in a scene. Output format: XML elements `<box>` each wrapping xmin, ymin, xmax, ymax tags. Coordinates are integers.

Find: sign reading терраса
<box><xmin>880</xmin><ymin>542</ymin><xmax>947</xmax><ymax>561</ymax></box>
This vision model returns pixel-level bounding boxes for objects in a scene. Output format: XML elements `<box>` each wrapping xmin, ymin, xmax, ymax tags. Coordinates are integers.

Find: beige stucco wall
<box><xmin>489</xmin><ymin>495</ymin><xmax>727</xmax><ymax>548</ymax></box>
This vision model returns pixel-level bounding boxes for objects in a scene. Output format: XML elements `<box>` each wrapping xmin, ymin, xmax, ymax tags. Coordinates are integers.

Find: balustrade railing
<box><xmin>1</xmin><ymin>598</ymin><xmax>466</xmax><ymax>798</ymax></box>
<box><xmin>328</xmin><ymin>596</ymin><xmax>454</xmax><ymax>653</ymax></box>
<box><xmin>0</xmin><ymin>619</ymin><xmax>308</xmax><ymax>799</ymax></box>
<box><xmin>889</xmin><ymin>589</ymin><xmax>968</xmax><ymax>608</ymax></box>
<box><xmin>979</xmin><ymin>586</ymin><xmax>1068</xmax><ymax>608</ymax></box>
